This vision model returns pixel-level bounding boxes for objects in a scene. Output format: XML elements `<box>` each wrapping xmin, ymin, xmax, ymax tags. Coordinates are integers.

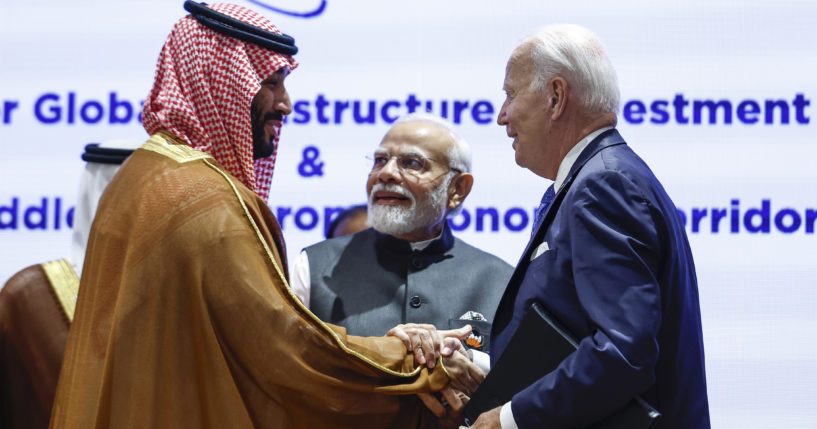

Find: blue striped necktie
<box><xmin>531</xmin><ymin>184</ymin><xmax>556</xmax><ymax>237</ymax></box>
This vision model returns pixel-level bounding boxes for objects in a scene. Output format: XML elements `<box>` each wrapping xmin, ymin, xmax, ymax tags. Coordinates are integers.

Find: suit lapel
<box><xmin>492</xmin><ymin>129</ymin><xmax>627</xmax><ymax>340</ymax></box>
<box><xmin>521</xmin><ymin>129</ymin><xmax>625</xmax><ymax>259</ymax></box>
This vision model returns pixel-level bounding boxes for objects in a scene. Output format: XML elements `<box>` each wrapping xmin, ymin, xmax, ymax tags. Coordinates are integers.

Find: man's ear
<box><xmin>447</xmin><ymin>172</ymin><xmax>474</xmax><ymax>210</ymax></box>
<box><xmin>549</xmin><ymin>77</ymin><xmax>568</xmax><ymax>120</ymax></box>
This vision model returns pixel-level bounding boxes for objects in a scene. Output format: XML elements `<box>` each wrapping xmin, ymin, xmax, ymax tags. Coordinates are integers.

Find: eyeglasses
<box><xmin>367</xmin><ymin>152</ymin><xmax>461</xmax><ymax>177</ymax></box>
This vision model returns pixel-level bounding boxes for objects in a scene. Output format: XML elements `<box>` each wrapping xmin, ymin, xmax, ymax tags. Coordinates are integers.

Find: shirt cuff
<box><xmin>471</xmin><ymin>349</ymin><xmax>491</xmax><ymax>374</ymax></box>
<box><xmin>500</xmin><ymin>401</ymin><xmax>519</xmax><ymax>429</ymax></box>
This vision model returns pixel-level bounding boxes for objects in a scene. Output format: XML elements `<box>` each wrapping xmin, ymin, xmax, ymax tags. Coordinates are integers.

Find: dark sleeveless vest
<box><xmin>306</xmin><ymin>223</ymin><xmax>512</xmax><ymax>350</ymax></box>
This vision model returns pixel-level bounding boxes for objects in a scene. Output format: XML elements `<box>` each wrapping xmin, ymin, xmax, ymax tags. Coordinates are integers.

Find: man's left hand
<box><xmin>460</xmin><ymin>405</ymin><xmax>501</xmax><ymax>429</ymax></box>
<box><xmin>441</xmin><ymin>342</ymin><xmax>485</xmax><ymax>395</ymax></box>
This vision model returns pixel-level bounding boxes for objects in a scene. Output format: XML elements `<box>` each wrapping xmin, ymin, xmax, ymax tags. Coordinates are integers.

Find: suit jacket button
<box><xmin>411</xmin><ymin>257</ymin><xmax>423</xmax><ymax>269</ymax></box>
<box><xmin>409</xmin><ymin>295</ymin><xmax>422</xmax><ymax>308</ymax></box>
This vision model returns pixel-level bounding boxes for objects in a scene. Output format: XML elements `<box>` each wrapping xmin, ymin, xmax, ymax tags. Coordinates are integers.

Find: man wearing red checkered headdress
<box><xmin>50</xmin><ymin>3</ymin><xmax>475</xmax><ymax>428</ymax></box>
<box><xmin>140</xmin><ymin>1</ymin><xmax>294</xmax><ymax>201</ymax></box>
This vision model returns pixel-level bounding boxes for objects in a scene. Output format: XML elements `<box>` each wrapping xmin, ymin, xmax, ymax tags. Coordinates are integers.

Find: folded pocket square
<box><xmin>530</xmin><ymin>241</ymin><xmax>550</xmax><ymax>261</ymax></box>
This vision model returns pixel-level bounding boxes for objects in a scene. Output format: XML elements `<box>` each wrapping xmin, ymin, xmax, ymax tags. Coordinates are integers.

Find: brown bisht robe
<box><xmin>1</xmin><ymin>260</ymin><xmax>78</xmax><ymax>429</ymax></box>
<box><xmin>50</xmin><ymin>132</ymin><xmax>451</xmax><ymax>429</ymax></box>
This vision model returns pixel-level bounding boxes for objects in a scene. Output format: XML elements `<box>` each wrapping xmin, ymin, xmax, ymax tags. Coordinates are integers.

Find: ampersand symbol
<box><xmin>298</xmin><ymin>145</ymin><xmax>324</xmax><ymax>177</ymax></box>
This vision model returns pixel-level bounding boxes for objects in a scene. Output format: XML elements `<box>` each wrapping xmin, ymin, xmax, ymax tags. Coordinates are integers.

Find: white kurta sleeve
<box><xmin>288</xmin><ymin>250</ymin><xmax>312</xmax><ymax>307</ymax></box>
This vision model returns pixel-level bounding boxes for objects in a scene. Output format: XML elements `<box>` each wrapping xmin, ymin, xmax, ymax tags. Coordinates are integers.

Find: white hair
<box><xmin>521</xmin><ymin>24</ymin><xmax>620</xmax><ymax>115</ymax></box>
<box><xmin>393</xmin><ymin>112</ymin><xmax>472</xmax><ymax>174</ymax></box>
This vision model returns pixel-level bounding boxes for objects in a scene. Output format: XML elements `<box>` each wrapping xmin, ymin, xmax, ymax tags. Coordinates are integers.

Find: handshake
<box><xmin>387</xmin><ymin>323</ymin><xmax>485</xmax><ymax>428</ymax></box>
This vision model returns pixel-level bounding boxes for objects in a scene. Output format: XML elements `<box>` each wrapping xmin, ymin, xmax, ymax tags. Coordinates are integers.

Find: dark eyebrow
<box><xmin>261</xmin><ymin>68</ymin><xmax>288</xmax><ymax>85</ymax></box>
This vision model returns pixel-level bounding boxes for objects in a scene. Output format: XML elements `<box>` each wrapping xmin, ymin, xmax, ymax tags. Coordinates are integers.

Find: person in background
<box><xmin>326</xmin><ymin>203</ymin><xmax>369</xmax><ymax>238</ymax></box>
<box><xmin>0</xmin><ymin>140</ymin><xmax>138</xmax><ymax>429</ymax></box>
<box><xmin>290</xmin><ymin>112</ymin><xmax>511</xmax><ymax>366</ymax></box>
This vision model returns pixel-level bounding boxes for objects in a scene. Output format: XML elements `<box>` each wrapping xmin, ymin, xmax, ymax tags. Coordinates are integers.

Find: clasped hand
<box><xmin>387</xmin><ymin>323</ymin><xmax>487</xmax><ymax>427</ymax></box>
<box><xmin>386</xmin><ymin>323</ymin><xmax>470</xmax><ymax>369</ymax></box>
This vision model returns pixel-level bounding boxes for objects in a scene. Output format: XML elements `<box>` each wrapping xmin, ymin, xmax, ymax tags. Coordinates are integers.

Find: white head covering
<box><xmin>70</xmin><ymin>139</ymin><xmax>142</xmax><ymax>276</ymax></box>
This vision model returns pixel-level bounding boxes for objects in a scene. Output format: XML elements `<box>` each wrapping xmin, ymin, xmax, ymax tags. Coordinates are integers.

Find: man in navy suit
<box><xmin>465</xmin><ymin>25</ymin><xmax>710</xmax><ymax>428</ymax></box>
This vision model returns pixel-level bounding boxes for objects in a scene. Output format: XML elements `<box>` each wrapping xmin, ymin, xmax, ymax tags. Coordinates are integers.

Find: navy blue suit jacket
<box><xmin>489</xmin><ymin>129</ymin><xmax>710</xmax><ymax>428</ymax></box>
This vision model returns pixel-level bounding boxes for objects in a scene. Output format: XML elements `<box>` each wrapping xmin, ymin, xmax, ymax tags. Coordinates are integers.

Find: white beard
<box><xmin>368</xmin><ymin>178</ymin><xmax>451</xmax><ymax>237</ymax></box>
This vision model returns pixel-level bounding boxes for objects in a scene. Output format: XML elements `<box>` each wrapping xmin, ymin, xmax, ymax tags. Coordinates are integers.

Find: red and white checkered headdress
<box><xmin>142</xmin><ymin>3</ymin><xmax>298</xmax><ymax>200</ymax></box>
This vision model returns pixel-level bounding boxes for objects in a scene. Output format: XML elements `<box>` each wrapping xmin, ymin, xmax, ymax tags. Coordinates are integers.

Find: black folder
<box><xmin>463</xmin><ymin>302</ymin><xmax>661</xmax><ymax>428</ymax></box>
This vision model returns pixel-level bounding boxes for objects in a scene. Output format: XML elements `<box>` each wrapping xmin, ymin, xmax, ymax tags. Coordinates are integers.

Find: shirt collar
<box><xmin>410</xmin><ymin>233</ymin><xmax>441</xmax><ymax>251</ymax></box>
<box><xmin>374</xmin><ymin>221</ymin><xmax>454</xmax><ymax>254</ymax></box>
<box><xmin>553</xmin><ymin>126</ymin><xmax>614</xmax><ymax>191</ymax></box>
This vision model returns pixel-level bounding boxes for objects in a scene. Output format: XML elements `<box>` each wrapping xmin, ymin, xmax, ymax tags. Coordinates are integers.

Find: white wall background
<box><xmin>1</xmin><ymin>1</ymin><xmax>815</xmax><ymax>426</ymax></box>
